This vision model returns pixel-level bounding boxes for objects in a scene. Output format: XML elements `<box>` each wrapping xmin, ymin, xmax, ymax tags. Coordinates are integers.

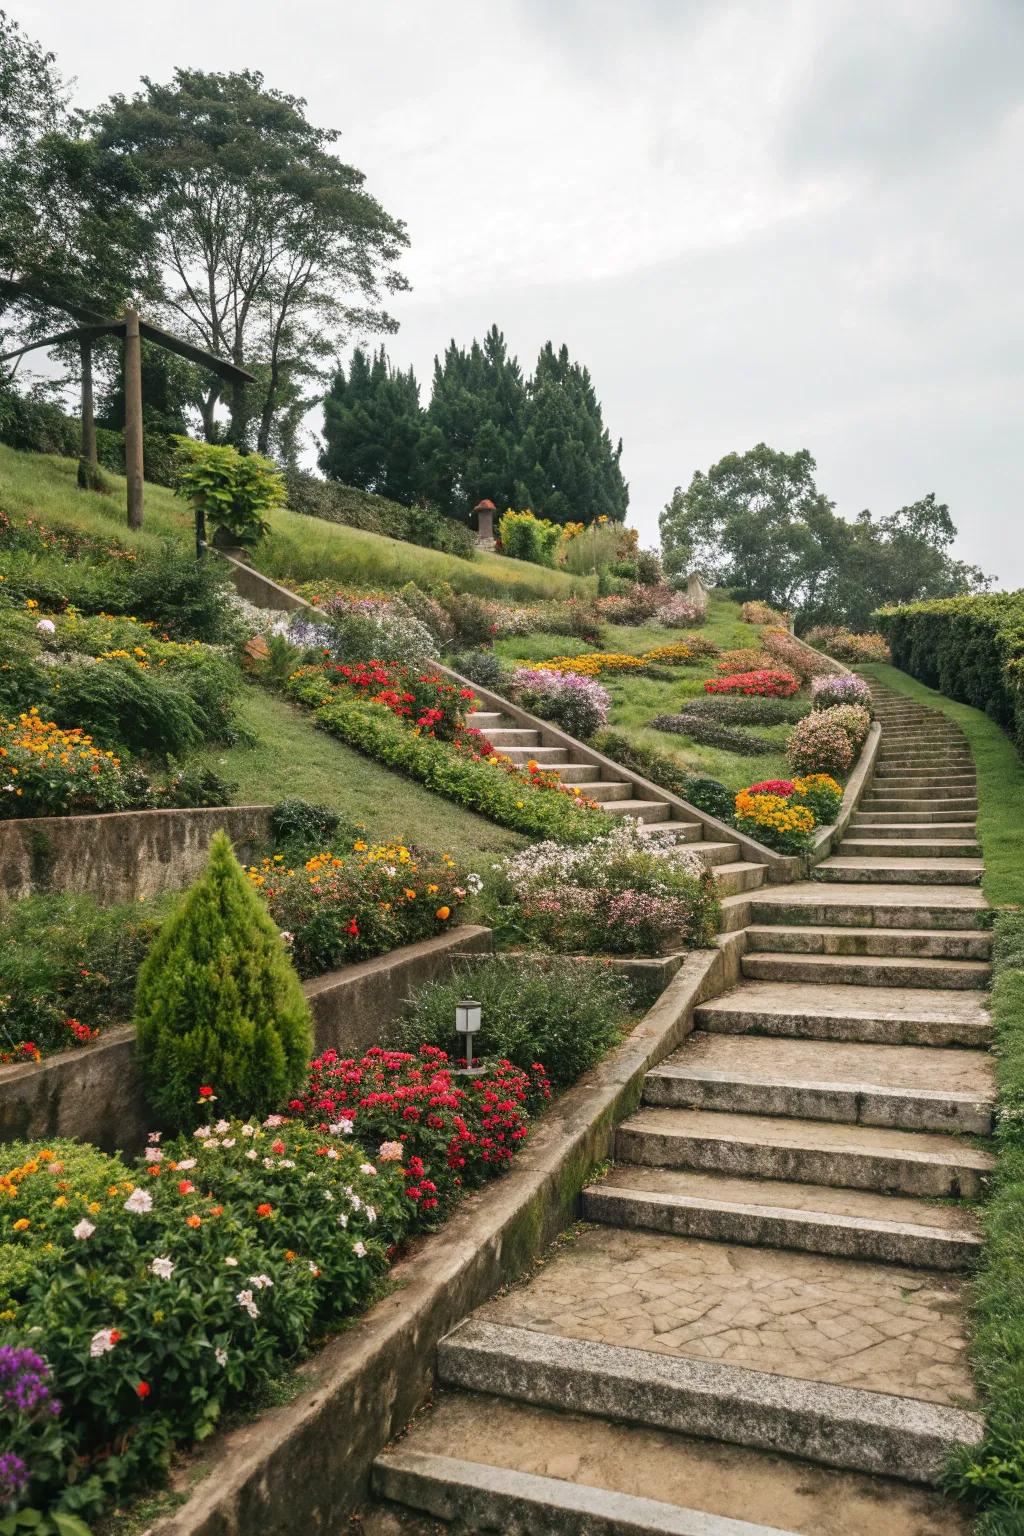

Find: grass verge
<box><xmin>859</xmin><ymin>662</ymin><xmax>1024</xmax><ymax>907</ymax></box>
<box><xmin>184</xmin><ymin>685</ymin><xmax>527</xmax><ymax>868</ymax></box>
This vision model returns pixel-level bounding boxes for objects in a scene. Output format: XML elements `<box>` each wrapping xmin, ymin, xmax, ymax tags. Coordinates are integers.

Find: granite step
<box><xmin>567</xmin><ymin>779</ymin><xmax>635</xmax><ymax>802</ymax></box>
<box><xmin>368</xmin><ymin>1392</ymin><xmax>971</xmax><ymax>1534</ymax></box>
<box><xmin>549</xmin><ymin>761</ymin><xmax>603</xmax><ymax>782</ymax></box>
<box><xmin>814</xmin><ymin>857</ymin><xmax>983</xmax><ymax>886</ymax></box>
<box><xmin>847</xmin><ymin>821</ymin><xmax>978</xmax><ymax>839</ymax></box>
<box><xmin>615</xmin><ymin>1106</ymin><xmax>993</xmax><ymax>1198</ymax></box>
<box><xmin>605</xmin><ymin>800</ymin><xmax>673</xmax><ymax>824</ymax></box>
<box><xmin>850</xmin><ymin>810</ymin><xmax>978</xmax><ymax>823</ymax></box>
<box><xmin>744</xmin><ymin>923</ymin><xmax>992</xmax><ymax>960</ymax></box>
<box><xmin>499</xmin><ymin>744</ymin><xmax>571</xmax><ymax>763</ymax></box>
<box><xmin>712</xmin><ymin>862</ymin><xmax>768</xmax><ymax>896</ymax></box>
<box><xmin>583</xmin><ymin>1167</ymin><xmax>982</xmax><ymax>1270</ymax></box>
<box><xmin>740</xmin><ymin>950</ymin><xmax>989</xmax><ymax>991</ymax></box>
<box><xmin>437</xmin><ymin>1316</ymin><xmax>984</xmax><ymax>1484</ymax></box>
<box><xmin>641</xmin><ymin>1034</ymin><xmax>993</xmax><ymax>1133</ymax></box>
<box><xmin>747</xmin><ymin>883</ymin><xmax>990</xmax><ymax>931</ymax></box>
<box><xmin>839</xmin><ymin>838</ymin><xmax>981</xmax><ymax>860</ymax></box>
<box><xmin>694</xmin><ymin>980</ymin><xmax>993</xmax><ymax>1047</ymax></box>
<box><xmin>485</xmin><ymin>727</ymin><xmax>544</xmax><ymax>746</ymax></box>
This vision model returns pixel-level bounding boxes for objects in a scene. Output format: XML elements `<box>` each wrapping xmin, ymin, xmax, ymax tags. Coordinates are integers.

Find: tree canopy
<box><xmin>660</xmin><ymin>443</ymin><xmax>988</xmax><ymax>628</ymax></box>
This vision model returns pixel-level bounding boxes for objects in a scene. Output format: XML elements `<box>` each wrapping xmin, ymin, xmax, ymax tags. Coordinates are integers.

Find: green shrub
<box><xmin>116</xmin><ymin>542</ymin><xmax>239</xmax><ymax>643</ymax></box>
<box><xmin>48</xmin><ymin>656</ymin><xmax>207</xmax><ymax>757</ymax></box>
<box><xmin>876</xmin><ymin>591</ymin><xmax>1024</xmax><ymax>753</ymax></box>
<box><xmin>173</xmin><ymin>438</ymin><xmax>286</xmax><ymax>548</ymax></box>
<box><xmin>449</xmin><ymin>649</ymin><xmax>512</xmax><ymax>693</ymax></box>
<box><xmin>133</xmin><ymin>831</ymin><xmax>313</xmax><ymax>1129</ymax></box>
<box><xmin>285</xmin><ymin>469</ymin><xmax>476</xmax><ymax>559</ymax></box>
<box><xmin>592</xmin><ymin>731</ymin><xmax>733</xmax><ymax>818</ymax></box>
<box><xmin>151</xmin><ymin>764</ymin><xmax>236</xmax><ymax>808</ymax></box>
<box><xmin>498</xmin><ymin>509</ymin><xmax>562</xmax><ymax>567</ymax></box>
<box><xmin>562</xmin><ymin>521</ymin><xmax>622</xmax><ymax>576</ymax></box>
<box><xmin>649</xmin><ymin>712</ymin><xmax>780</xmax><ymax>755</ymax></box>
<box><xmin>0</xmin><ymin>605</ymin><xmax>44</xmax><ymax>712</ymax></box>
<box><xmin>391</xmin><ymin>954</ymin><xmax>631</xmax><ymax>1090</ymax></box>
<box><xmin>269</xmin><ymin>797</ymin><xmax>344</xmax><ymax>849</ymax></box>
<box><xmin>678</xmin><ymin>694</ymin><xmax>808</xmax><ymax>726</ymax></box>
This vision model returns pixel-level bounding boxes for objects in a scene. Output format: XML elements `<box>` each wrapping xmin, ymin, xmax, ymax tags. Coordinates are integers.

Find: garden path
<box><xmin>364</xmin><ymin>682</ymin><xmax>992</xmax><ymax>1535</ymax></box>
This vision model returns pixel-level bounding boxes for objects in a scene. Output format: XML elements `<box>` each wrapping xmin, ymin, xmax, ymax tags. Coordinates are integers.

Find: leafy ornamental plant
<box><xmin>172</xmin><ymin>438</ymin><xmax>286</xmax><ymax>550</ymax></box>
<box><xmin>133</xmin><ymin>831</ymin><xmax>312</xmax><ymax>1130</ymax></box>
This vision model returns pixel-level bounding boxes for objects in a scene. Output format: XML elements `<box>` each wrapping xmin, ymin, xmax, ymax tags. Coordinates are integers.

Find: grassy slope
<box><xmin>859</xmin><ymin>662</ymin><xmax>1024</xmax><ymax>907</ymax></box>
<box><xmin>0</xmin><ymin>446</ymin><xmax>590</xmax><ymax>601</ymax></box>
<box><xmin>493</xmin><ymin>593</ymin><xmax>792</xmax><ymax>786</ymax></box>
<box><xmin>185</xmin><ymin>687</ymin><xmax>528</xmax><ymax>870</ymax></box>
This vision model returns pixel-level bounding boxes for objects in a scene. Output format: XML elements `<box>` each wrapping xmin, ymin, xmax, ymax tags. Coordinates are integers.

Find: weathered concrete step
<box><xmin>550</xmin><ymin>760</ymin><xmax>603</xmax><ymax>782</ymax></box>
<box><xmin>741</xmin><ymin>951</ymin><xmax>989</xmax><ymax>990</ymax></box>
<box><xmin>437</xmin><ymin>1321</ymin><xmax>984</xmax><ymax>1485</ymax></box>
<box><xmin>691</xmin><ymin>840</ymin><xmax>744</xmax><ymax>868</ymax></box>
<box><xmin>372</xmin><ymin>1448</ymin><xmax>794</xmax><ymax>1536</ymax></box>
<box><xmin>368</xmin><ymin>1391</ymin><xmax>972</xmax><ymax>1536</ymax></box>
<box><xmin>584</xmin><ymin>1168</ymin><xmax>982</xmax><ymax>1269</ymax></box>
<box><xmin>712</xmin><ymin>861</ymin><xmax>767</xmax><ymax>896</ymax></box>
<box><xmin>643</xmin><ymin>1034</ymin><xmax>993</xmax><ymax>1132</ymax></box>
<box><xmin>485</xmin><ymin>727</ymin><xmax>544</xmax><ymax>746</ymax></box>
<box><xmin>852</xmin><ymin>810</ymin><xmax>978</xmax><ymax>825</ymax></box>
<box><xmin>848</xmin><ymin>821</ymin><xmax>977</xmax><ymax>839</ymax></box>
<box><xmin>605</xmin><ymin>800</ymin><xmax>672</xmax><ymax>824</ymax></box>
<box><xmin>748</xmin><ymin>882</ymin><xmax>991</xmax><ymax>932</ymax></box>
<box><xmin>870</xmin><ymin>777</ymin><xmax>976</xmax><ymax>790</ymax></box>
<box><xmin>863</xmin><ymin>792</ymin><xmax>978</xmax><ymax>808</ymax></box>
<box><xmin>744</xmin><ymin>923</ymin><xmax>992</xmax><ymax>959</ymax></box>
<box><xmin>695</xmin><ymin>980</ymin><xmax>992</xmax><ymax>1047</ymax></box>
<box><xmin>467</xmin><ymin>710</ymin><xmax>509</xmax><ymax>726</ymax></box>
<box><xmin>815</xmin><ymin>857</ymin><xmax>983</xmax><ymax>886</ymax></box>
<box><xmin>616</xmin><ymin>1107</ymin><xmax>993</xmax><ymax>1198</ymax></box>
<box><xmin>840</xmin><ymin>838</ymin><xmax>981</xmax><ymax>860</ymax></box>
<box><xmin>499</xmin><ymin>744</ymin><xmax>571</xmax><ymax>763</ymax></box>
<box><xmin>566</xmin><ymin>779</ymin><xmax>634</xmax><ymax>802</ymax></box>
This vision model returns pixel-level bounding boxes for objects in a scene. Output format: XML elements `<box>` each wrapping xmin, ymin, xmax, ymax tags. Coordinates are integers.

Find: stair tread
<box><xmin>743</xmin><ymin>951</ymin><xmax>990</xmax><ymax>977</ymax></box>
<box><xmin>620</xmin><ymin>1106</ymin><xmax>994</xmax><ymax>1167</ymax></box>
<box><xmin>696</xmin><ymin>979</ymin><xmax>989</xmax><ymax>1025</ymax></box>
<box><xmin>588</xmin><ymin>1166</ymin><xmax>983</xmax><ymax>1236</ymax></box>
<box><xmin>652</xmin><ymin>1034</ymin><xmax>994</xmax><ymax>1100</ymax></box>
<box><xmin>750</xmin><ymin>881</ymin><xmax>989</xmax><ymax>911</ymax></box>
<box><xmin>745</xmin><ymin>921</ymin><xmax>989</xmax><ymax>943</ymax></box>
<box><xmin>818</xmin><ymin>856</ymin><xmax>984</xmax><ymax>873</ymax></box>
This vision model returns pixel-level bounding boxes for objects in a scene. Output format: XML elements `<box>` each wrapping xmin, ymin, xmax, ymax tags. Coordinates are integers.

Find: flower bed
<box><xmin>248</xmin><ymin>840</ymin><xmax>478</xmax><ymax>978</ymax></box>
<box><xmin>804</xmin><ymin>626</ymin><xmax>891</xmax><ymax>664</ymax></box>
<box><xmin>491</xmin><ymin>819</ymin><xmax>719</xmax><ymax>956</ymax></box>
<box><xmin>288</xmin><ymin>659</ymin><xmax>479</xmax><ymax>744</ymax></box>
<box><xmin>529</xmin><ymin>643</ymin><xmax>697</xmax><ymax>678</ymax></box>
<box><xmin>733</xmin><ymin>773</ymin><xmax>843</xmax><ymax>853</ymax></box>
<box><xmin>787</xmin><ymin>704</ymin><xmax>869</xmax><ymax>776</ymax></box>
<box><xmin>509</xmin><ymin>667</ymin><xmax>610</xmax><ymax>739</ymax></box>
<box><xmin>704</xmin><ymin>667</ymin><xmax>800</xmax><ymax>699</ymax></box>
<box><xmin>810</xmin><ymin>674</ymin><xmax>873</xmax><ymax>712</ymax></box>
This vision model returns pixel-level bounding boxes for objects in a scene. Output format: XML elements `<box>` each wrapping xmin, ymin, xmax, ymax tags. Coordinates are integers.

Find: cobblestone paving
<box><xmin>481</xmin><ymin>1225</ymin><xmax>974</xmax><ymax>1405</ymax></box>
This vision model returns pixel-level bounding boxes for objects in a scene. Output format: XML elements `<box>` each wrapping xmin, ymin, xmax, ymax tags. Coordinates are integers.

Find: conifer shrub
<box><xmin>133</xmin><ymin>831</ymin><xmax>312</xmax><ymax>1130</ymax></box>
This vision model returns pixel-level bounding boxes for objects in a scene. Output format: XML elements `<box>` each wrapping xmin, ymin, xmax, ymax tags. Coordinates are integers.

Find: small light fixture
<box><xmin>455</xmin><ymin>997</ymin><xmax>485</xmax><ymax>1076</ymax></box>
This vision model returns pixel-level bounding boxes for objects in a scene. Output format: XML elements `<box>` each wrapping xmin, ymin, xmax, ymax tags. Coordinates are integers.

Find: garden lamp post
<box><xmin>455</xmin><ymin>997</ymin><xmax>485</xmax><ymax>1076</ymax></box>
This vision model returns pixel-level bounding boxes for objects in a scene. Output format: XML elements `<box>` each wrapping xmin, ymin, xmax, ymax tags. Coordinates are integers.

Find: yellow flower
<box><xmin>12</xmin><ymin>1218</ymin><xmax>30</xmax><ymax>1231</ymax></box>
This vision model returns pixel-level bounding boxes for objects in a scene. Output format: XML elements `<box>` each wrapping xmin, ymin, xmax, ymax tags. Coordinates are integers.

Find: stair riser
<box><xmin>850</xmin><ymin>811</ymin><xmax>977</xmax><ymax>825</ymax></box>
<box><xmin>744</xmin><ymin>928</ymin><xmax>992</xmax><ymax>959</ymax></box>
<box><xmin>615</xmin><ymin>1126</ymin><xmax>989</xmax><ymax>1200</ymax></box>
<box><xmin>642</xmin><ymin>1074</ymin><xmax>993</xmax><ymax>1135</ymax></box>
<box><xmin>741</xmin><ymin>955</ymin><xmax>988</xmax><ymax>988</ymax></box>
<box><xmin>713</xmin><ymin>866</ymin><xmax>767</xmax><ymax>896</ymax></box>
<box><xmin>814</xmin><ymin>866</ymin><xmax>983</xmax><ymax>886</ymax></box>
<box><xmin>550</xmin><ymin>763</ymin><xmax>603</xmax><ymax>782</ymax></box>
<box><xmin>566</xmin><ymin>781</ymin><xmax>633</xmax><ymax>802</ymax></box>
<box><xmin>847</xmin><ymin>823</ymin><xmax>976</xmax><ymax>839</ymax></box>
<box><xmin>749</xmin><ymin>901</ymin><xmax>989</xmax><ymax>932</ymax></box>
<box><xmin>582</xmin><ymin>1187</ymin><xmax>981</xmax><ymax>1271</ymax></box>
<box><xmin>693</xmin><ymin>1007</ymin><xmax>993</xmax><ymax>1049</ymax></box>
<box><xmin>605</xmin><ymin>802</ymin><xmax>672</xmax><ymax>824</ymax></box>
<box><xmin>861</xmin><ymin>800</ymin><xmax>978</xmax><ymax>814</ymax></box>
<box><xmin>485</xmin><ymin>730</ymin><xmax>544</xmax><ymax>747</ymax></box>
<box><xmin>839</xmin><ymin>841</ymin><xmax>981</xmax><ymax>860</ymax></box>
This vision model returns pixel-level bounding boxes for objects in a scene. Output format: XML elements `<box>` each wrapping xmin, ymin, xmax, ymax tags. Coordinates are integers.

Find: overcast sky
<box><xmin>13</xmin><ymin>0</ymin><xmax>1024</xmax><ymax>585</ymax></box>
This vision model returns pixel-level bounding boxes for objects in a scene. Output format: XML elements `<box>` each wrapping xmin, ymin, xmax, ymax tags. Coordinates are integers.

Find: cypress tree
<box><xmin>521</xmin><ymin>343</ymin><xmax>628</xmax><ymax>525</ymax></box>
<box><xmin>133</xmin><ymin>831</ymin><xmax>313</xmax><ymax>1130</ymax></box>
<box><xmin>320</xmin><ymin>346</ymin><xmax>425</xmax><ymax>504</ymax></box>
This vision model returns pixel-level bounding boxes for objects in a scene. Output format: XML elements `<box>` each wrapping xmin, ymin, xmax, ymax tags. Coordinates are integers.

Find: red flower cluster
<box><xmin>64</xmin><ymin>1017</ymin><xmax>99</xmax><ymax>1046</ymax></box>
<box><xmin>328</xmin><ymin>662</ymin><xmax>474</xmax><ymax>741</ymax></box>
<box><xmin>704</xmin><ymin>668</ymin><xmax>800</xmax><ymax>698</ymax></box>
<box><xmin>289</xmin><ymin>1046</ymin><xmax>549</xmax><ymax>1225</ymax></box>
<box><xmin>747</xmin><ymin>779</ymin><xmax>796</xmax><ymax>795</ymax></box>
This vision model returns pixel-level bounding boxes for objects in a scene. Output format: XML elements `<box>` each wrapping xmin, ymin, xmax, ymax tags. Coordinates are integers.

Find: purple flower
<box><xmin>0</xmin><ymin>1345</ymin><xmax>60</xmax><ymax>1418</ymax></box>
<box><xmin>0</xmin><ymin>1451</ymin><xmax>29</xmax><ymax>1500</ymax></box>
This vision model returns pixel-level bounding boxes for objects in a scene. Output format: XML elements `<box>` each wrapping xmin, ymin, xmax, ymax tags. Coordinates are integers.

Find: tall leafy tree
<box><xmin>88</xmin><ymin>69</ymin><xmax>409</xmax><ymax>452</ymax></box>
<box><xmin>519</xmin><ymin>342</ymin><xmax>628</xmax><ymax>524</ymax></box>
<box><xmin>320</xmin><ymin>346</ymin><xmax>424</xmax><ymax>504</ymax></box>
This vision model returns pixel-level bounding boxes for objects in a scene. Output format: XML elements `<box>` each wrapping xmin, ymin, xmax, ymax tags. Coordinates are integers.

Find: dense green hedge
<box><xmin>876</xmin><ymin>592</ymin><xmax>1024</xmax><ymax>752</ymax></box>
<box><xmin>285</xmin><ymin>469</ymin><xmax>477</xmax><ymax>559</ymax></box>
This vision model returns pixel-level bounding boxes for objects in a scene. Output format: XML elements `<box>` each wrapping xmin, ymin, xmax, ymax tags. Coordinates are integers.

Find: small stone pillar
<box><xmin>473</xmin><ymin>499</ymin><xmax>497</xmax><ymax>549</ymax></box>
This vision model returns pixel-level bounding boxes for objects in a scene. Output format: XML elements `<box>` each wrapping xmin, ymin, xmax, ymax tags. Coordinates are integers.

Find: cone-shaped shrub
<box><xmin>134</xmin><ymin>831</ymin><xmax>313</xmax><ymax>1130</ymax></box>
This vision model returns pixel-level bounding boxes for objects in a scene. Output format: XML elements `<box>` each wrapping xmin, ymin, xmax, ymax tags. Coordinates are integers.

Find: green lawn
<box><xmin>0</xmin><ymin>446</ymin><xmax>591</xmax><ymax>601</ymax></box>
<box><xmin>185</xmin><ymin>685</ymin><xmax>528</xmax><ymax>869</ymax></box>
<box><xmin>859</xmin><ymin>662</ymin><xmax>1024</xmax><ymax>907</ymax></box>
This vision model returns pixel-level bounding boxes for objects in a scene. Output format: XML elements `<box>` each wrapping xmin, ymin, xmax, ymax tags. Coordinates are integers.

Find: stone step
<box><xmin>748</xmin><ymin>883</ymin><xmax>991</xmax><ymax>932</ymax></box>
<box><xmin>712</xmin><ymin>862</ymin><xmax>768</xmax><ymax>896</ymax></box>
<box><xmin>642</xmin><ymin>1035</ymin><xmax>993</xmax><ymax>1133</ymax></box>
<box><xmin>616</xmin><ymin>1107</ymin><xmax>993</xmax><ymax>1198</ymax></box>
<box><xmin>437</xmin><ymin>1320</ymin><xmax>984</xmax><ymax>1484</ymax></box>
<box><xmin>741</xmin><ymin>950</ymin><xmax>989</xmax><ymax>990</ymax></box>
<box><xmin>814</xmin><ymin>857</ymin><xmax>983</xmax><ymax>886</ymax></box>
<box><xmin>467</xmin><ymin>710</ymin><xmax>508</xmax><ymax>727</ymax></box>
<box><xmin>744</xmin><ymin>923</ymin><xmax>992</xmax><ymax>959</ymax></box>
<box><xmin>692</xmin><ymin>840</ymin><xmax>744</xmax><ymax>868</ymax></box>
<box><xmin>694</xmin><ymin>979</ymin><xmax>992</xmax><ymax>1047</ymax></box>
<box><xmin>485</xmin><ymin>727</ymin><xmax>544</xmax><ymax>746</ymax></box>
<box><xmin>870</xmin><ymin>776</ymin><xmax>977</xmax><ymax>790</ymax></box>
<box><xmin>550</xmin><ymin>760</ymin><xmax>603</xmax><ymax>782</ymax></box>
<box><xmin>583</xmin><ymin>1167</ymin><xmax>982</xmax><ymax>1270</ymax></box>
<box><xmin>861</xmin><ymin>797</ymin><xmax>978</xmax><ymax>814</ymax></box>
<box><xmin>605</xmin><ymin>800</ymin><xmax>673</xmax><ymax>824</ymax></box>
<box><xmin>568</xmin><ymin>779</ymin><xmax>634</xmax><ymax>802</ymax></box>
<box><xmin>499</xmin><ymin>744</ymin><xmax>571</xmax><ymax>763</ymax></box>
<box><xmin>851</xmin><ymin>808</ymin><xmax>977</xmax><ymax>824</ymax></box>
<box><xmin>372</xmin><ymin>1447</ymin><xmax>796</xmax><ymax>1536</ymax></box>
<box><xmin>863</xmin><ymin>787</ymin><xmax>978</xmax><ymax>802</ymax></box>
<box><xmin>367</xmin><ymin>1391</ymin><xmax>971</xmax><ymax>1536</ymax></box>
<box><xmin>848</xmin><ymin>821</ymin><xmax>977</xmax><ymax>839</ymax></box>
<box><xmin>840</xmin><ymin>837</ymin><xmax>981</xmax><ymax>860</ymax></box>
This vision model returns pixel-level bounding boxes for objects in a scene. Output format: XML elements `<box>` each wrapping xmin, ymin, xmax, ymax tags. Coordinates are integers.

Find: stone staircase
<box><xmin>468</xmin><ymin>703</ymin><xmax>769</xmax><ymax>899</ymax></box>
<box><xmin>365</xmin><ymin>681</ymin><xmax>993</xmax><ymax>1535</ymax></box>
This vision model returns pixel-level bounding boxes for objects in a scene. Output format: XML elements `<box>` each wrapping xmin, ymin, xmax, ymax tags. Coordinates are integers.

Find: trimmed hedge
<box><xmin>876</xmin><ymin>592</ymin><xmax>1024</xmax><ymax>752</ymax></box>
<box><xmin>649</xmin><ymin>712</ymin><xmax>780</xmax><ymax>755</ymax></box>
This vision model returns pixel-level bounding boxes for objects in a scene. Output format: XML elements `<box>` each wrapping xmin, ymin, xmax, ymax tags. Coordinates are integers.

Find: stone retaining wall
<box><xmin>0</xmin><ymin>805</ymin><xmax>272</xmax><ymax>905</ymax></box>
<box><xmin>0</xmin><ymin>926</ymin><xmax>493</xmax><ymax>1151</ymax></box>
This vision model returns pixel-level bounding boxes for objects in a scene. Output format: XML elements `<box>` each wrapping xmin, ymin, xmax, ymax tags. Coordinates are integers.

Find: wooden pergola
<box><xmin>0</xmin><ymin>279</ymin><xmax>255</xmax><ymax>529</ymax></box>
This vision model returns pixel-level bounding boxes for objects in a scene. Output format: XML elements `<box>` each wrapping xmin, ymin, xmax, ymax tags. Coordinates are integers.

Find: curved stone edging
<box><xmin>0</xmin><ymin>926</ymin><xmax>493</xmax><ymax>1150</ymax></box>
<box><xmin>153</xmin><ymin>933</ymin><xmax>746</xmax><ymax>1536</ymax></box>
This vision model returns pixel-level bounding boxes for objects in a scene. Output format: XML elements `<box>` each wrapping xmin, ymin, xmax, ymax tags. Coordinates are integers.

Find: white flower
<box><xmin>214</xmin><ymin>1119</ymin><xmax>229</xmax><ymax>1134</ymax></box>
<box><xmin>235</xmin><ymin>1289</ymin><xmax>259</xmax><ymax>1319</ymax></box>
<box><xmin>124</xmin><ymin>1188</ymin><xmax>153</xmax><ymax>1215</ymax></box>
<box><xmin>353</xmin><ymin>1241</ymin><xmax>367</xmax><ymax>1259</ymax></box>
<box><xmin>241</xmin><ymin>1123</ymin><xmax>257</xmax><ymax>1137</ymax></box>
<box><xmin>378</xmin><ymin>1141</ymin><xmax>403</xmax><ymax>1162</ymax></box>
<box><xmin>176</xmin><ymin>1158</ymin><xmax>197</xmax><ymax>1171</ymax></box>
<box><xmin>264</xmin><ymin>1115</ymin><xmax>284</xmax><ymax>1128</ymax></box>
<box><xmin>194</xmin><ymin>1125</ymin><xmax>212</xmax><ymax>1140</ymax></box>
<box><xmin>202</xmin><ymin>1138</ymin><xmax>220</xmax><ymax>1150</ymax></box>
<box><xmin>245</xmin><ymin>1149</ymin><xmax>258</xmax><ymax>1161</ymax></box>
<box><xmin>144</xmin><ymin>1147</ymin><xmax>162</xmax><ymax>1163</ymax></box>
<box><xmin>329</xmin><ymin>1119</ymin><xmax>354</xmax><ymax>1136</ymax></box>
<box><xmin>322</xmin><ymin>1190</ymin><xmax>334</xmax><ymax>1202</ymax></box>
<box><xmin>248</xmin><ymin>1274</ymin><xmax>274</xmax><ymax>1290</ymax></box>
<box><xmin>36</xmin><ymin>618</ymin><xmax>56</xmax><ymax>636</ymax></box>
<box><xmin>215</xmin><ymin>1347</ymin><xmax>228</xmax><ymax>1367</ymax></box>
<box><xmin>326</xmin><ymin>1148</ymin><xmax>338</xmax><ymax>1161</ymax></box>
<box><xmin>308</xmin><ymin>1261</ymin><xmax>320</xmax><ymax>1275</ymax></box>
<box><xmin>359</xmin><ymin>1163</ymin><xmax>377</xmax><ymax>1177</ymax></box>
<box><xmin>337</xmin><ymin>1212</ymin><xmax>348</xmax><ymax>1228</ymax></box>
<box><xmin>149</xmin><ymin>1256</ymin><xmax>175</xmax><ymax>1280</ymax></box>
<box><xmin>466</xmin><ymin>872</ymin><xmax>483</xmax><ymax>894</ymax></box>
<box><xmin>221</xmin><ymin>1137</ymin><xmax>236</xmax><ymax>1148</ymax></box>
<box><xmin>90</xmin><ymin>1328</ymin><xmax>119</xmax><ymax>1357</ymax></box>
<box><xmin>73</xmin><ymin>1218</ymin><xmax>95</xmax><ymax>1241</ymax></box>
<box><xmin>262</xmin><ymin>1157</ymin><xmax>275</xmax><ymax>1169</ymax></box>
<box><xmin>279</xmin><ymin>930</ymin><xmax>295</xmax><ymax>946</ymax></box>
<box><xmin>147</xmin><ymin>1131</ymin><xmax>162</xmax><ymax>1145</ymax></box>
<box><xmin>280</xmin><ymin>1158</ymin><xmax>296</xmax><ymax>1168</ymax></box>
<box><xmin>224</xmin><ymin>1255</ymin><xmax>239</xmax><ymax>1267</ymax></box>
<box><xmin>349</xmin><ymin>1192</ymin><xmax>363</xmax><ymax>1212</ymax></box>
<box><xmin>365</xmin><ymin>1206</ymin><xmax>377</xmax><ymax>1225</ymax></box>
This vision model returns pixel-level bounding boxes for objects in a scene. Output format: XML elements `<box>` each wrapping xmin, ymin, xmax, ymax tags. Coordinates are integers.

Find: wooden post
<box><xmin>123</xmin><ymin>308</ymin><xmax>144</xmax><ymax>529</ymax></box>
<box><xmin>79</xmin><ymin>338</ymin><xmax>97</xmax><ymax>465</ymax></box>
